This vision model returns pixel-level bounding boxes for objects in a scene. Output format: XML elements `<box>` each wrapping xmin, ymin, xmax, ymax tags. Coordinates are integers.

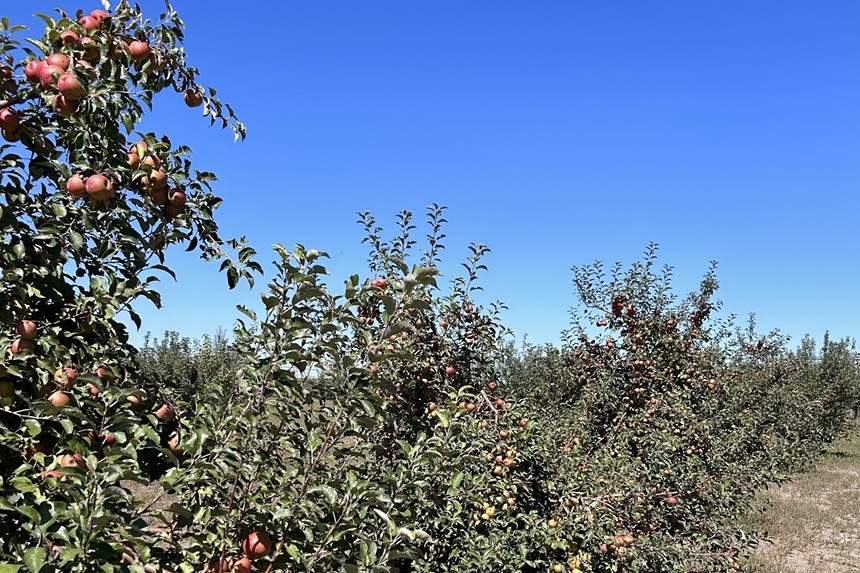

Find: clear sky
<box><xmin>7</xmin><ymin>1</ymin><xmax>859</xmax><ymax>348</ymax></box>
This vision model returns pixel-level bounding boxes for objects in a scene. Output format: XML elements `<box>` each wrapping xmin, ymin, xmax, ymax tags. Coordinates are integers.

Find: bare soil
<box><xmin>746</xmin><ymin>426</ymin><xmax>860</xmax><ymax>573</ymax></box>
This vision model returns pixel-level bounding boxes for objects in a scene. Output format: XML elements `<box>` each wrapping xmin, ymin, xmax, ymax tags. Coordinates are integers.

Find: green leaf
<box><xmin>23</xmin><ymin>547</ymin><xmax>45</xmax><ymax>573</ymax></box>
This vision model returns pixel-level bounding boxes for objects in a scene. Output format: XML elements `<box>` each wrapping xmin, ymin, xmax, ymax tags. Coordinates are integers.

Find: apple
<box><xmin>242</xmin><ymin>531</ymin><xmax>272</xmax><ymax>559</ymax></box>
<box><xmin>142</xmin><ymin>169</ymin><xmax>167</xmax><ymax>190</ymax></box>
<box><xmin>667</xmin><ymin>497</ymin><xmax>678</xmax><ymax>505</ymax></box>
<box><xmin>149</xmin><ymin>187</ymin><xmax>168</xmax><ymax>206</ymax></box>
<box><xmin>465</xmin><ymin>402</ymin><xmax>476</xmax><ymax>412</ymax></box>
<box><xmin>368</xmin><ymin>363</ymin><xmax>378</xmax><ymax>374</ymax></box>
<box><xmin>127</xmin><ymin>150</ymin><xmax>141</xmax><ymax>169</ymax></box>
<box><xmin>232</xmin><ymin>557</ymin><xmax>252</xmax><ymax>573</ymax></box>
<box><xmin>90</xmin><ymin>9</ymin><xmax>110</xmax><ymax>23</ymax></box>
<box><xmin>108</xmin><ymin>39</ymin><xmax>129</xmax><ymax>59</ymax></box>
<box><xmin>89</xmin><ymin>431</ymin><xmax>116</xmax><ymax>447</ymax></box>
<box><xmin>126</xmin><ymin>394</ymin><xmax>142</xmax><ymax>406</ymax></box>
<box><xmin>10</xmin><ymin>338</ymin><xmax>35</xmax><ymax>354</ymax></box>
<box><xmin>141</xmin><ymin>154</ymin><xmax>161</xmax><ymax>169</ymax></box>
<box><xmin>155</xmin><ymin>403</ymin><xmax>175</xmax><ymax>423</ymax></box>
<box><xmin>78</xmin><ymin>15</ymin><xmax>100</xmax><ymax>30</ymax></box>
<box><xmin>94</xmin><ymin>366</ymin><xmax>116</xmax><ymax>383</ymax></box>
<box><xmin>445</xmin><ymin>366</ymin><xmax>455</xmax><ymax>376</ymax></box>
<box><xmin>52</xmin><ymin>94</ymin><xmax>77</xmax><ymax>117</ymax></box>
<box><xmin>81</xmin><ymin>37</ymin><xmax>99</xmax><ymax>61</ymax></box>
<box><xmin>58</xmin><ymin>72</ymin><xmax>85</xmax><ymax>100</ymax></box>
<box><xmin>168</xmin><ymin>189</ymin><xmax>187</xmax><ymax>207</ymax></box>
<box><xmin>14</xmin><ymin>319</ymin><xmax>37</xmax><ymax>340</ymax></box>
<box><xmin>59</xmin><ymin>453</ymin><xmax>85</xmax><ymax>468</ymax></box>
<box><xmin>0</xmin><ymin>108</ymin><xmax>20</xmax><ymax>132</ymax></box>
<box><xmin>487</xmin><ymin>381</ymin><xmax>497</xmax><ymax>391</ymax></box>
<box><xmin>128</xmin><ymin>40</ymin><xmax>152</xmax><ymax>62</ymax></box>
<box><xmin>40</xmin><ymin>469</ymin><xmax>64</xmax><ymax>480</ymax></box>
<box><xmin>54</xmin><ymin>367</ymin><xmax>79</xmax><ymax>388</ymax></box>
<box><xmin>167</xmin><ymin>432</ymin><xmax>181</xmax><ymax>452</ymax></box>
<box><xmin>46</xmin><ymin>53</ymin><xmax>70</xmax><ymax>71</ymax></box>
<box><xmin>184</xmin><ymin>89</ymin><xmax>203</xmax><ymax>107</ymax></box>
<box><xmin>24</xmin><ymin>60</ymin><xmax>44</xmax><ymax>83</ymax></box>
<box><xmin>85</xmin><ymin>173</ymin><xmax>114</xmax><ymax>202</ymax></box>
<box><xmin>59</xmin><ymin>30</ymin><xmax>80</xmax><ymax>46</ymax></box>
<box><xmin>48</xmin><ymin>391</ymin><xmax>71</xmax><ymax>407</ymax></box>
<box><xmin>40</xmin><ymin>64</ymin><xmax>65</xmax><ymax>91</ymax></box>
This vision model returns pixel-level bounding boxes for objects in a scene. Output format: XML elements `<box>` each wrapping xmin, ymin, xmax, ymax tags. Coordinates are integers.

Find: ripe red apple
<box><xmin>48</xmin><ymin>391</ymin><xmax>71</xmax><ymax>407</ymax></box>
<box><xmin>149</xmin><ymin>187</ymin><xmax>168</xmax><ymax>206</ymax></box>
<box><xmin>242</xmin><ymin>531</ymin><xmax>272</xmax><ymax>560</ymax></box>
<box><xmin>128</xmin><ymin>40</ymin><xmax>152</xmax><ymax>62</ymax></box>
<box><xmin>54</xmin><ymin>367</ymin><xmax>79</xmax><ymax>388</ymax></box>
<box><xmin>127</xmin><ymin>151</ymin><xmax>141</xmax><ymax>169</ymax></box>
<box><xmin>142</xmin><ymin>170</ymin><xmax>167</xmax><ymax>190</ymax></box>
<box><xmin>24</xmin><ymin>60</ymin><xmax>44</xmax><ymax>83</ymax></box>
<box><xmin>154</xmin><ymin>403</ymin><xmax>175</xmax><ymax>423</ymax></box>
<box><xmin>14</xmin><ymin>319</ymin><xmax>37</xmax><ymax>340</ymax></box>
<box><xmin>0</xmin><ymin>108</ymin><xmax>20</xmax><ymax>132</ymax></box>
<box><xmin>487</xmin><ymin>381</ymin><xmax>497</xmax><ymax>391</ymax></box>
<box><xmin>59</xmin><ymin>453</ymin><xmax>85</xmax><ymax>468</ymax></box>
<box><xmin>52</xmin><ymin>94</ymin><xmax>77</xmax><ymax>117</ymax></box>
<box><xmin>1</xmin><ymin>127</ymin><xmax>20</xmax><ymax>142</ymax></box>
<box><xmin>108</xmin><ymin>39</ymin><xmax>129</xmax><ymax>59</ymax></box>
<box><xmin>40</xmin><ymin>469</ymin><xmax>64</xmax><ymax>480</ymax></box>
<box><xmin>81</xmin><ymin>37</ymin><xmax>99</xmax><ymax>61</ymax></box>
<box><xmin>11</xmin><ymin>338</ymin><xmax>35</xmax><ymax>354</ymax></box>
<box><xmin>445</xmin><ymin>366</ymin><xmax>455</xmax><ymax>376</ymax></box>
<box><xmin>40</xmin><ymin>64</ymin><xmax>65</xmax><ymax>91</ymax></box>
<box><xmin>141</xmin><ymin>154</ymin><xmax>161</xmax><ymax>169</ymax></box>
<box><xmin>168</xmin><ymin>189</ymin><xmax>187</xmax><ymax>207</ymax></box>
<box><xmin>85</xmin><ymin>173</ymin><xmax>114</xmax><ymax>202</ymax></box>
<box><xmin>90</xmin><ymin>9</ymin><xmax>110</xmax><ymax>23</ymax></box>
<box><xmin>666</xmin><ymin>497</ymin><xmax>678</xmax><ymax>505</ymax></box>
<box><xmin>78</xmin><ymin>15</ymin><xmax>100</xmax><ymax>30</ymax></box>
<box><xmin>46</xmin><ymin>53</ymin><xmax>70</xmax><ymax>71</ymax></box>
<box><xmin>183</xmin><ymin>89</ymin><xmax>203</xmax><ymax>107</ymax></box>
<box><xmin>58</xmin><ymin>72</ymin><xmax>85</xmax><ymax>100</ymax></box>
<box><xmin>59</xmin><ymin>30</ymin><xmax>80</xmax><ymax>46</ymax></box>
<box><xmin>66</xmin><ymin>174</ymin><xmax>87</xmax><ymax>197</ymax></box>
<box><xmin>232</xmin><ymin>557</ymin><xmax>252</xmax><ymax>573</ymax></box>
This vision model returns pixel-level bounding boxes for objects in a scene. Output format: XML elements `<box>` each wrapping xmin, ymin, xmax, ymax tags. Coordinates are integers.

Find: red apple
<box><xmin>242</xmin><ymin>531</ymin><xmax>272</xmax><ymax>560</ymax></box>
<box><xmin>59</xmin><ymin>30</ymin><xmax>80</xmax><ymax>46</ymax></box>
<box><xmin>183</xmin><ymin>89</ymin><xmax>203</xmax><ymax>107</ymax></box>
<box><xmin>78</xmin><ymin>15</ymin><xmax>100</xmax><ymax>30</ymax></box>
<box><xmin>52</xmin><ymin>94</ymin><xmax>77</xmax><ymax>117</ymax></box>
<box><xmin>1</xmin><ymin>127</ymin><xmax>20</xmax><ymax>142</ymax></box>
<box><xmin>58</xmin><ymin>72</ymin><xmax>85</xmax><ymax>100</ymax></box>
<box><xmin>81</xmin><ymin>37</ymin><xmax>99</xmax><ymax>61</ymax></box>
<box><xmin>149</xmin><ymin>187</ymin><xmax>168</xmax><ymax>206</ymax></box>
<box><xmin>168</xmin><ymin>189</ymin><xmax>187</xmax><ymax>207</ymax></box>
<box><xmin>48</xmin><ymin>391</ymin><xmax>71</xmax><ymax>407</ymax></box>
<box><xmin>667</xmin><ymin>497</ymin><xmax>678</xmax><ymax>505</ymax></box>
<box><xmin>54</xmin><ymin>367</ymin><xmax>79</xmax><ymax>388</ymax></box>
<box><xmin>154</xmin><ymin>403</ymin><xmax>175</xmax><ymax>423</ymax></box>
<box><xmin>14</xmin><ymin>319</ymin><xmax>37</xmax><ymax>340</ymax></box>
<box><xmin>142</xmin><ymin>170</ymin><xmax>167</xmax><ymax>190</ymax></box>
<box><xmin>445</xmin><ymin>366</ymin><xmax>455</xmax><ymax>376</ymax></box>
<box><xmin>85</xmin><ymin>173</ymin><xmax>114</xmax><ymax>202</ymax></box>
<box><xmin>90</xmin><ymin>9</ymin><xmax>110</xmax><ymax>23</ymax></box>
<box><xmin>232</xmin><ymin>557</ymin><xmax>252</xmax><ymax>573</ymax></box>
<box><xmin>165</xmin><ymin>203</ymin><xmax>185</xmax><ymax>218</ymax></box>
<box><xmin>128</xmin><ymin>40</ymin><xmax>152</xmax><ymax>62</ymax></box>
<box><xmin>66</xmin><ymin>174</ymin><xmax>87</xmax><ymax>197</ymax></box>
<box><xmin>40</xmin><ymin>64</ymin><xmax>65</xmax><ymax>91</ymax></box>
<box><xmin>10</xmin><ymin>338</ymin><xmax>35</xmax><ymax>354</ymax></box>
<box><xmin>0</xmin><ymin>108</ymin><xmax>20</xmax><ymax>132</ymax></box>
<box><xmin>24</xmin><ymin>60</ymin><xmax>44</xmax><ymax>83</ymax></box>
<box><xmin>45</xmin><ymin>53</ymin><xmax>70</xmax><ymax>71</ymax></box>
<box><xmin>59</xmin><ymin>453</ymin><xmax>85</xmax><ymax>468</ymax></box>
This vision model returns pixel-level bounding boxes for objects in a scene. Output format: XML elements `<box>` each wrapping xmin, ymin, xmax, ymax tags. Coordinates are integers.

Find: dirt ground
<box><xmin>746</xmin><ymin>426</ymin><xmax>860</xmax><ymax>573</ymax></box>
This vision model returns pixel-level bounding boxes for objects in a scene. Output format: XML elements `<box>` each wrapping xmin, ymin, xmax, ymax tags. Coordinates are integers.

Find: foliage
<box><xmin>0</xmin><ymin>3</ymin><xmax>857</xmax><ymax>573</ymax></box>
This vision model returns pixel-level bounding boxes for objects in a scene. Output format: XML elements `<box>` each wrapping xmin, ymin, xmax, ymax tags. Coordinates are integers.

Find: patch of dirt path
<box><xmin>746</xmin><ymin>427</ymin><xmax>860</xmax><ymax>573</ymax></box>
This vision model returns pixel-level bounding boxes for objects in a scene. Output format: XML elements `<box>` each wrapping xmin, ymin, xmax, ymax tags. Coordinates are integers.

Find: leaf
<box><xmin>23</xmin><ymin>547</ymin><xmax>45</xmax><ymax>573</ymax></box>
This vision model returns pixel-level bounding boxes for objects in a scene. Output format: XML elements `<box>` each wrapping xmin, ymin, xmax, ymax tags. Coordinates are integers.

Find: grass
<box><xmin>745</xmin><ymin>423</ymin><xmax>860</xmax><ymax>573</ymax></box>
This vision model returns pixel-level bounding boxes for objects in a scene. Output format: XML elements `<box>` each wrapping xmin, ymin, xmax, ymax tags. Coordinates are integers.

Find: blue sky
<box><xmin>8</xmin><ymin>1</ymin><xmax>859</xmax><ymax>348</ymax></box>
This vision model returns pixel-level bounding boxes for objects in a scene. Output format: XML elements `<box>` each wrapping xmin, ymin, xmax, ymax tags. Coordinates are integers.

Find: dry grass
<box><xmin>746</xmin><ymin>425</ymin><xmax>860</xmax><ymax>573</ymax></box>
